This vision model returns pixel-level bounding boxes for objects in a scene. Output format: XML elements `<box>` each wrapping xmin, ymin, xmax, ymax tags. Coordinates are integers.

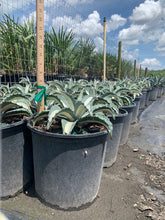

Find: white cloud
<box><xmin>1</xmin><ymin>0</ymin><xmax>24</xmax><ymax>14</ymax></box>
<box><xmin>129</xmin><ymin>0</ymin><xmax>162</xmax><ymax>25</ymax></box>
<box><xmin>155</xmin><ymin>32</ymin><xmax>165</xmax><ymax>52</ymax></box>
<box><xmin>118</xmin><ymin>24</ymin><xmax>145</xmax><ymax>45</ymax></box>
<box><xmin>94</xmin><ymin>36</ymin><xmax>103</xmax><ymax>52</ymax></box>
<box><xmin>21</xmin><ymin>11</ymin><xmax>49</xmax><ymax>27</ymax></box>
<box><xmin>121</xmin><ymin>48</ymin><xmax>139</xmax><ymax>61</ymax></box>
<box><xmin>141</xmin><ymin>58</ymin><xmax>161</xmax><ymax>70</ymax></box>
<box><xmin>52</xmin><ymin>11</ymin><xmax>103</xmax><ymax>37</ymax></box>
<box><xmin>118</xmin><ymin>0</ymin><xmax>165</xmax><ymax>49</ymax></box>
<box><xmin>107</xmin><ymin>14</ymin><xmax>127</xmax><ymax>32</ymax></box>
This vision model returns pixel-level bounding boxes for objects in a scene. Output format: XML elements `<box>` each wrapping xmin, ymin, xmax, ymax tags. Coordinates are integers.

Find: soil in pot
<box><xmin>104</xmin><ymin>109</ymin><xmax>128</xmax><ymax>168</ymax></box>
<box><xmin>27</xmin><ymin>122</ymin><xmax>108</xmax><ymax>210</ymax></box>
<box><xmin>0</xmin><ymin>119</ymin><xmax>34</xmax><ymax>199</ymax></box>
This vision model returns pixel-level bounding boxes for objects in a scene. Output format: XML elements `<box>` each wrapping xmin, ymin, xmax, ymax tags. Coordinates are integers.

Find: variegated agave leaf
<box><xmin>10</xmin><ymin>99</ymin><xmax>32</xmax><ymax>115</ymax></box>
<box><xmin>2</xmin><ymin>94</ymin><xmax>31</xmax><ymax>106</ymax></box>
<box><xmin>54</xmin><ymin>91</ymin><xmax>75</xmax><ymax>111</ymax></box>
<box><xmin>92</xmin><ymin>104</ymin><xmax>116</xmax><ymax>119</ymax></box>
<box><xmin>46</xmin><ymin>95</ymin><xmax>63</xmax><ymax>108</ymax></box>
<box><xmin>10</xmin><ymin>84</ymin><xmax>25</xmax><ymax>94</ymax></box>
<box><xmin>114</xmin><ymin>87</ymin><xmax>130</xmax><ymax>95</ymax></box>
<box><xmin>120</xmin><ymin>95</ymin><xmax>133</xmax><ymax>106</ymax></box>
<box><xmin>0</xmin><ymin>84</ymin><xmax>10</xmax><ymax>94</ymax></box>
<box><xmin>33</xmin><ymin>110</ymin><xmax>49</xmax><ymax>126</ymax></box>
<box><xmin>2</xmin><ymin>108</ymin><xmax>31</xmax><ymax>119</ymax></box>
<box><xmin>61</xmin><ymin>119</ymin><xmax>77</xmax><ymax>135</ymax></box>
<box><xmin>1</xmin><ymin>102</ymin><xmax>18</xmax><ymax>114</ymax></box>
<box><xmin>46</xmin><ymin>105</ymin><xmax>62</xmax><ymax>129</ymax></box>
<box><xmin>78</xmin><ymin>112</ymin><xmax>113</xmax><ymax>136</ymax></box>
<box><xmin>80</xmin><ymin>95</ymin><xmax>94</xmax><ymax>115</ymax></box>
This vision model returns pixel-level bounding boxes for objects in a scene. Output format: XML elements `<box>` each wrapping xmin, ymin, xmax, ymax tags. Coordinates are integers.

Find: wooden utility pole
<box><xmin>137</xmin><ymin>59</ymin><xmax>140</xmax><ymax>78</ymax></box>
<box><xmin>117</xmin><ymin>41</ymin><xmax>122</xmax><ymax>79</ymax></box>
<box><xmin>145</xmin><ymin>67</ymin><xmax>148</xmax><ymax>77</ymax></box>
<box><xmin>139</xmin><ymin>64</ymin><xmax>142</xmax><ymax>77</ymax></box>
<box><xmin>134</xmin><ymin>60</ymin><xmax>136</xmax><ymax>77</ymax></box>
<box><xmin>103</xmin><ymin>17</ymin><xmax>106</xmax><ymax>81</ymax></box>
<box><xmin>36</xmin><ymin>0</ymin><xmax>44</xmax><ymax>112</ymax></box>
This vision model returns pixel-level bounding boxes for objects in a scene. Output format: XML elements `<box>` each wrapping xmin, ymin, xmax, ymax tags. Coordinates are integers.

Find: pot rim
<box><xmin>0</xmin><ymin>119</ymin><xmax>26</xmax><ymax>130</ymax></box>
<box><xmin>0</xmin><ymin>116</ymin><xmax>32</xmax><ymax>130</ymax></box>
<box><xmin>27</xmin><ymin>121</ymin><xmax>108</xmax><ymax>139</ymax></box>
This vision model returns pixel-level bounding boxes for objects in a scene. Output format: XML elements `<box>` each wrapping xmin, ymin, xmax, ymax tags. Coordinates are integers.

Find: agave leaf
<box><xmin>115</xmin><ymin>87</ymin><xmax>130</xmax><ymax>95</ymax></box>
<box><xmin>120</xmin><ymin>95</ymin><xmax>133</xmax><ymax>106</ymax></box>
<box><xmin>3</xmin><ymin>94</ymin><xmax>31</xmax><ymax>106</ymax></box>
<box><xmin>10</xmin><ymin>84</ymin><xmax>25</xmax><ymax>94</ymax></box>
<box><xmin>11</xmin><ymin>99</ymin><xmax>32</xmax><ymax>114</ymax></box>
<box><xmin>47</xmin><ymin>105</ymin><xmax>62</xmax><ymax>129</ymax></box>
<box><xmin>48</xmin><ymin>81</ymin><xmax>64</xmax><ymax>91</ymax></box>
<box><xmin>1</xmin><ymin>102</ymin><xmax>18</xmax><ymax>113</ymax></box>
<box><xmin>77</xmin><ymin>89</ymin><xmax>85</xmax><ymax>101</ymax></box>
<box><xmin>25</xmin><ymin>84</ymin><xmax>30</xmax><ymax>94</ymax></box>
<box><xmin>93</xmin><ymin>97</ymin><xmax>110</xmax><ymax>106</ymax></box>
<box><xmin>2</xmin><ymin>108</ymin><xmax>31</xmax><ymax>119</ymax></box>
<box><xmin>61</xmin><ymin>119</ymin><xmax>77</xmax><ymax>135</ymax></box>
<box><xmin>19</xmin><ymin>76</ymin><xmax>31</xmax><ymax>86</ymax></box>
<box><xmin>56</xmin><ymin>108</ymin><xmax>76</xmax><ymax>121</ymax></box>
<box><xmin>0</xmin><ymin>84</ymin><xmax>10</xmax><ymax>94</ymax></box>
<box><xmin>92</xmin><ymin>104</ymin><xmax>116</xmax><ymax>118</ymax></box>
<box><xmin>102</xmin><ymin>92</ymin><xmax>119</xmax><ymax>100</ymax></box>
<box><xmin>103</xmin><ymin>97</ymin><xmax>120</xmax><ymax>113</ymax></box>
<box><xmin>74</xmin><ymin>101</ymin><xmax>89</xmax><ymax>118</ymax></box>
<box><xmin>55</xmin><ymin>91</ymin><xmax>75</xmax><ymax>111</ymax></box>
<box><xmin>78</xmin><ymin>112</ymin><xmax>113</xmax><ymax>136</ymax></box>
<box><xmin>33</xmin><ymin>110</ymin><xmax>49</xmax><ymax>126</ymax></box>
<box><xmin>81</xmin><ymin>95</ymin><xmax>94</xmax><ymax>115</ymax></box>
<box><xmin>46</xmin><ymin>95</ymin><xmax>63</xmax><ymax>107</ymax></box>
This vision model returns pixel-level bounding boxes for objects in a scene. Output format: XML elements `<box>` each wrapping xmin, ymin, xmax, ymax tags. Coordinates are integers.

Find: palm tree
<box><xmin>45</xmin><ymin>27</ymin><xmax>78</xmax><ymax>75</ymax></box>
<box><xmin>0</xmin><ymin>14</ymin><xmax>36</xmax><ymax>75</ymax></box>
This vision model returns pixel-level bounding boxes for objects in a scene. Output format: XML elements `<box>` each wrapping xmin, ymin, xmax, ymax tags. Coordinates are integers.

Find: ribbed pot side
<box><xmin>119</xmin><ymin>103</ymin><xmax>136</xmax><ymax>146</ymax></box>
<box><xmin>0</xmin><ymin>120</ymin><xmax>33</xmax><ymax>198</ymax></box>
<box><xmin>132</xmin><ymin>96</ymin><xmax>141</xmax><ymax>123</ymax></box>
<box><xmin>104</xmin><ymin>109</ymin><xmax>128</xmax><ymax>168</ymax></box>
<box><xmin>28</xmin><ymin>123</ymin><xmax>108</xmax><ymax>210</ymax></box>
<box><xmin>149</xmin><ymin>87</ymin><xmax>159</xmax><ymax>101</ymax></box>
<box><xmin>139</xmin><ymin>91</ymin><xmax>147</xmax><ymax>110</ymax></box>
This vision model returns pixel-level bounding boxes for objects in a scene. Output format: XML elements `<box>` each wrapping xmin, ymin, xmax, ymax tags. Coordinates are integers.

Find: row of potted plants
<box><xmin>0</xmin><ymin>76</ymin><xmax>164</xmax><ymax>209</ymax></box>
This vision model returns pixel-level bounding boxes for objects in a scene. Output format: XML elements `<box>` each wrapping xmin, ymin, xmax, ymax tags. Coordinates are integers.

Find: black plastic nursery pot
<box><xmin>119</xmin><ymin>103</ymin><xmax>136</xmax><ymax>146</ymax></box>
<box><xmin>104</xmin><ymin>109</ymin><xmax>128</xmax><ymax>168</ymax></box>
<box><xmin>27</xmin><ymin>122</ymin><xmax>108</xmax><ymax>209</ymax></box>
<box><xmin>0</xmin><ymin>120</ymin><xmax>34</xmax><ymax>198</ymax></box>
<box><xmin>131</xmin><ymin>96</ymin><xmax>141</xmax><ymax>124</ymax></box>
<box><xmin>149</xmin><ymin>87</ymin><xmax>159</xmax><ymax>101</ymax></box>
<box><xmin>161</xmin><ymin>87</ymin><xmax>164</xmax><ymax>96</ymax></box>
<box><xmin>157</xmin><ymin>87</ymin><xmax>162</xmax><ymax>98</ymax></box>
<box><xmin>145</xmin><ymin>89</ymin><xmax>151</xmax><ymax>106</ymax></box>
<box><xmin>139</xmin><ymin>91</ymin><xmax>147</xmax><ymax>110</ymax></box>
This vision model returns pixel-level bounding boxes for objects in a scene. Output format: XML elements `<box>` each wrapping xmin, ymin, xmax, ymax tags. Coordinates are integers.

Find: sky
<box><xmin>1</xmin><ymin>0</ymin><xmax>165</xmax><ymax>70</ymax></box>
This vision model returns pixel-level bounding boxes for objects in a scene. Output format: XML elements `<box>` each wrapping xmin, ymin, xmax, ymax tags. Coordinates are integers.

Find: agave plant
<box><xmin>32</xmin><ymin>91</ymin><xmax>114</xmax><ymax>136</ymax></box>
<box><xmin>0</xmin><ymin>92</ymin><xmax>35</xmax><ymax>124</ymax></box>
